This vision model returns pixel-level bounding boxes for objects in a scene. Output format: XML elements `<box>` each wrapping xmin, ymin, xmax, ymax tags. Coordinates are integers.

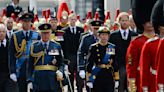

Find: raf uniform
<box><xmin>86</xmin><ymin>27</ymin><xmax>119</xmax><ymax>92</ymax></box>
<box><xmin>8</xmin><ymin>13</ymin><xmax>41</xmax><ymax>92</ymax></box>
<box><xmin>78</xmin><ymin>20</ymin><xmax>103</xmax><ymax>71</ymax></box>
<box><xmin>78</xmin><ymin>20</ymin><xmax>103</xmax><ymax>92</ymax></box>
<box><xmin>28</xmin><ymin>23</ymin><xmax>64</xmax><ymax>92</ymax></box>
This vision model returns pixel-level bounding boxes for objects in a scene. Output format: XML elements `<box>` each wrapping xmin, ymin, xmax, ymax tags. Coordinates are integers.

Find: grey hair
<box><xmin>0</xmin><ymin>23</ymin><xmax>7</xmax><ymax>32</ymax></box>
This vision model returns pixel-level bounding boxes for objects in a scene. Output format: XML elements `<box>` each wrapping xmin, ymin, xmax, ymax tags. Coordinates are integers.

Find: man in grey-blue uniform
<box><xmin>78</xmin><ymin>20</ymin><xmax>103</xmax><ymax>92</ymax></box>
<box><xmin>8</xmin><ymin>12</ymin><xmax>41</xmax><ymax>92</ymax></box>
<box><xmin>28</xmin><ymin>23</ymin><xmax>64</xmax><ymax>92</ymax></box>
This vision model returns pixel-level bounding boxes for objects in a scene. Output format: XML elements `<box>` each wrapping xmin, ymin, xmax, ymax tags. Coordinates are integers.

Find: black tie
<box><xmin>1</xmin><ymin>41</ymin><xmax>4</xmax><ymax>48</ymax></box>
<box><xmin>123</xmin><ymin>31</ymin><xmax>126</xmax><ymax>37</ymax></box>
<box><xmin>72</xmin><ymin>27</ymin><xmax>75</xmax><ymax>34</ymax></box>
<box><xmin>44</xmin><ymin>43</ymin><xmax>47</xmax><ymax>50</ymax></box>
<box><xmin>94</xmin><ymin>37</ymin><xmax>98</xmax><ymax>42</ymax></box>
<box><xmin>44</xmin><ymin>43</ymin><xmax>48</xmax><ymax>54</ymax></box>
<box><xmin>9</xmin><ymin>32</ymin><xmax>11</xmax><ymax>38</ymax></box>
<box><xmin>25</xmin><ymin>32</ymin><xmax>29</xmax><ymax>41</ymax></box>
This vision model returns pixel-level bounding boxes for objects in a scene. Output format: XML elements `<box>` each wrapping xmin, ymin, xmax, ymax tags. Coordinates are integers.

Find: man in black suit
<box><xmin>0</xmin><ymin>23</ymin><xmax>18</xmax><ymax>92</ymax></box>
<box><xmin>6</xmin><ymin>0</ymin><xmax>22</xmax><ymax>18</ymax></box>
<box><xmin>62</xmin><ymin>13</ymin><xmax>84</xmax><ymax>92</ymax></box>
<box><xmin>5</xmin><ymin>18</ymin><xmax>15</xmax><ymax>39</ymax></box>
<box><xmin>109</xmin><ymin>12</ymin><xmax>138</xmax><ymax>92</ymax></box>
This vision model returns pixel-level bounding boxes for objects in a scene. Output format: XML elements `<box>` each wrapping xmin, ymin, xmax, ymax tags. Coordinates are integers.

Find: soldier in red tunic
<box><xmin>139</xmin><ymin>37</ymin><xmax>160</xmax><ymax>92</ymax></box>
<box><xmin>140</xmin><ymin>0</ymin><xmax>164</xmax><ymax>91</ymax></box>
<box><xmin>152</xmin><ymin>0</ymin><xmax>164</xmax><ymax>91</ymax></box>
<box><xmin>126</xmin><ymin>22</ymin><xmax>155</xmax><ymax>92</ymax></box>
<box><xmin>156</xmin><ymin>38</ymin><xmax>164</xmax><ymax>92</ymax></box>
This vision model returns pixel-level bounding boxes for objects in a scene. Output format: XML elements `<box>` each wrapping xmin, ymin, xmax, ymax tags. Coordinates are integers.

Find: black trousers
<box><xmin>93</xmin><ymin>69</ymin><xmax>114</xmax><ymax>92</ymax></box>
<box><xmin>67</xmin><ymin>54</ymin><xmax>84</xmax><ymax>92</ymax></box>
<box><xmin>0</xmin><ymin>73</ymin><xmax>18</xmax><ymax>92</ymax></box>
<box><xmin>18</xmin><ymin>77</ymin><xmax>27</xmax><ymax>92</ymax></box>
<box><xmin>118</xmin><ymin>67</ymin><xmax>128</xmax><ymax>92</ymax></box>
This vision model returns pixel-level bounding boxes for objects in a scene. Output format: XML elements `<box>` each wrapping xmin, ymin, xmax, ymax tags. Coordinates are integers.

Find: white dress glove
<box><xmin>27</xmin><ymin>82</ymin><xmax>33</xmax><ymax>92</ymax></box>
<box><xmin>79</xmin><ymin>70</ymin><xmax>85</xmax><ymax>79</ymax></box>
<box><xmin>64</xmin><ymin>65</ymin><xmax>71</xmax><ymax>76</ymax></box>
<box><xmin>115</xmin><ymin>81</ymin><xmax>119</xmax><ymax>88</ymax></box>
<box><xmin>86</xmin><ymin>82</ymin><xmax>93</xmax><ymax>88</ymax></box>
<box><xmin>10</xmin><ymin>73</ymin><xmax>17</xmax><ymax>82</ymax></box>
<box><xmin>56</xmin><ymin>70</ymin><xmax>63</xmax><ymax>78</ymax></box>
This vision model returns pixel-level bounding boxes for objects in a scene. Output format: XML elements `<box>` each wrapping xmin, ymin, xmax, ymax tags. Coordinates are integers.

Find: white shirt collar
<box><xmin>88</xmin><ymin>30</ymin><xmax>93</xmax><ymax>35</ymax></box>
<box><xmin>0</xmin><ymin>39</ymin><xmax>7</xmax><ymax>47</ymax></box>
<box><xmin>7</xmin><ymin>30</ymin><xmax>13</xmax><ymax>38</ymax></box>
<box><xmin>70</xmin><ymin>26</ymin><xmax>76</xmax><ymax>30</ymax></box>
<box><xmin>120</xmin><ymin>28</ymin><xmax>129</xmax><ymax>40</ymax></box>
<box><xmin>41</xmin><ymin>40</ymin><xmax>50</xmax><ymax>49</ymax></box>
<box><xmin>23</xmin><ymin>30</ymin><xmax>30</xmax><ymax>36</ymax></box>
<box><xmin>70</xmin><ymin>26</ymin><xmax>76</xmax><ymax>33</ymax></box>
<box><xmin>120</xmin><ymin>28</ymin><xmax>129</xmax><ymax>33</ymax></box>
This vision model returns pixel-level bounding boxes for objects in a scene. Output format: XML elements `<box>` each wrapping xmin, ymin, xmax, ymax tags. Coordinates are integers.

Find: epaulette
<box><xmin>13</xmin><ymin>30</ymin><xmax>22</xmax><ymax>34</ymax></box>
<box><xmin>50</xmin><ymin>40</ymin><xmax>60</xmax><ymax>45</ymax></box>
<box><xmin>131</xmin><ymin>34</ymin><xmax>142</xmax><ymax>41</ymax></box>
<box><xmin>146</xmin><ymin>37</ymin><xmax>159</xmax><ymax>43</ymax></box>
<box><xmin>91</xmin><ymin>42</ymin><xmax>99</xmax><ymax>47</ymax></box>
<box><xmin>109</xmin><ymin>42</ymin><xmax>116</xmax><ymax>47</ymax></box>
<box><xmin>83</xmin><ymin>33</ymin><xmax>91</xmax><ymax>38</ymax></box>
<box><xmin>30</xmin><ymin>41</ymin><xmax>44</xmax><ymax>65</ymax></box>
<box><xmin>33</xmin><ymin>41</ymin><xmax>40</xmax><ymax>45</ymax></box>
<box><xmin>83</xmin><ymin>31</ymin><xmax>89</xmax><ymax>35</ymax></box>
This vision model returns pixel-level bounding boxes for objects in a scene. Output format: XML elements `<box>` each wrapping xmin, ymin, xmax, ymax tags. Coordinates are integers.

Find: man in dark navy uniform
<box><xmin>8</xmin><ymin>12</ymin><xmax>41</xmax><ymax>92</ymax></box>
<box><xmin>6</xmin><ymin>0</ymin><xmax>22</xmax><ymax>18</ymax></box>
<box><xmin>28</xmin><ymin>23</ymin><xmax>64</xmax><ymax>92</ymax></box>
